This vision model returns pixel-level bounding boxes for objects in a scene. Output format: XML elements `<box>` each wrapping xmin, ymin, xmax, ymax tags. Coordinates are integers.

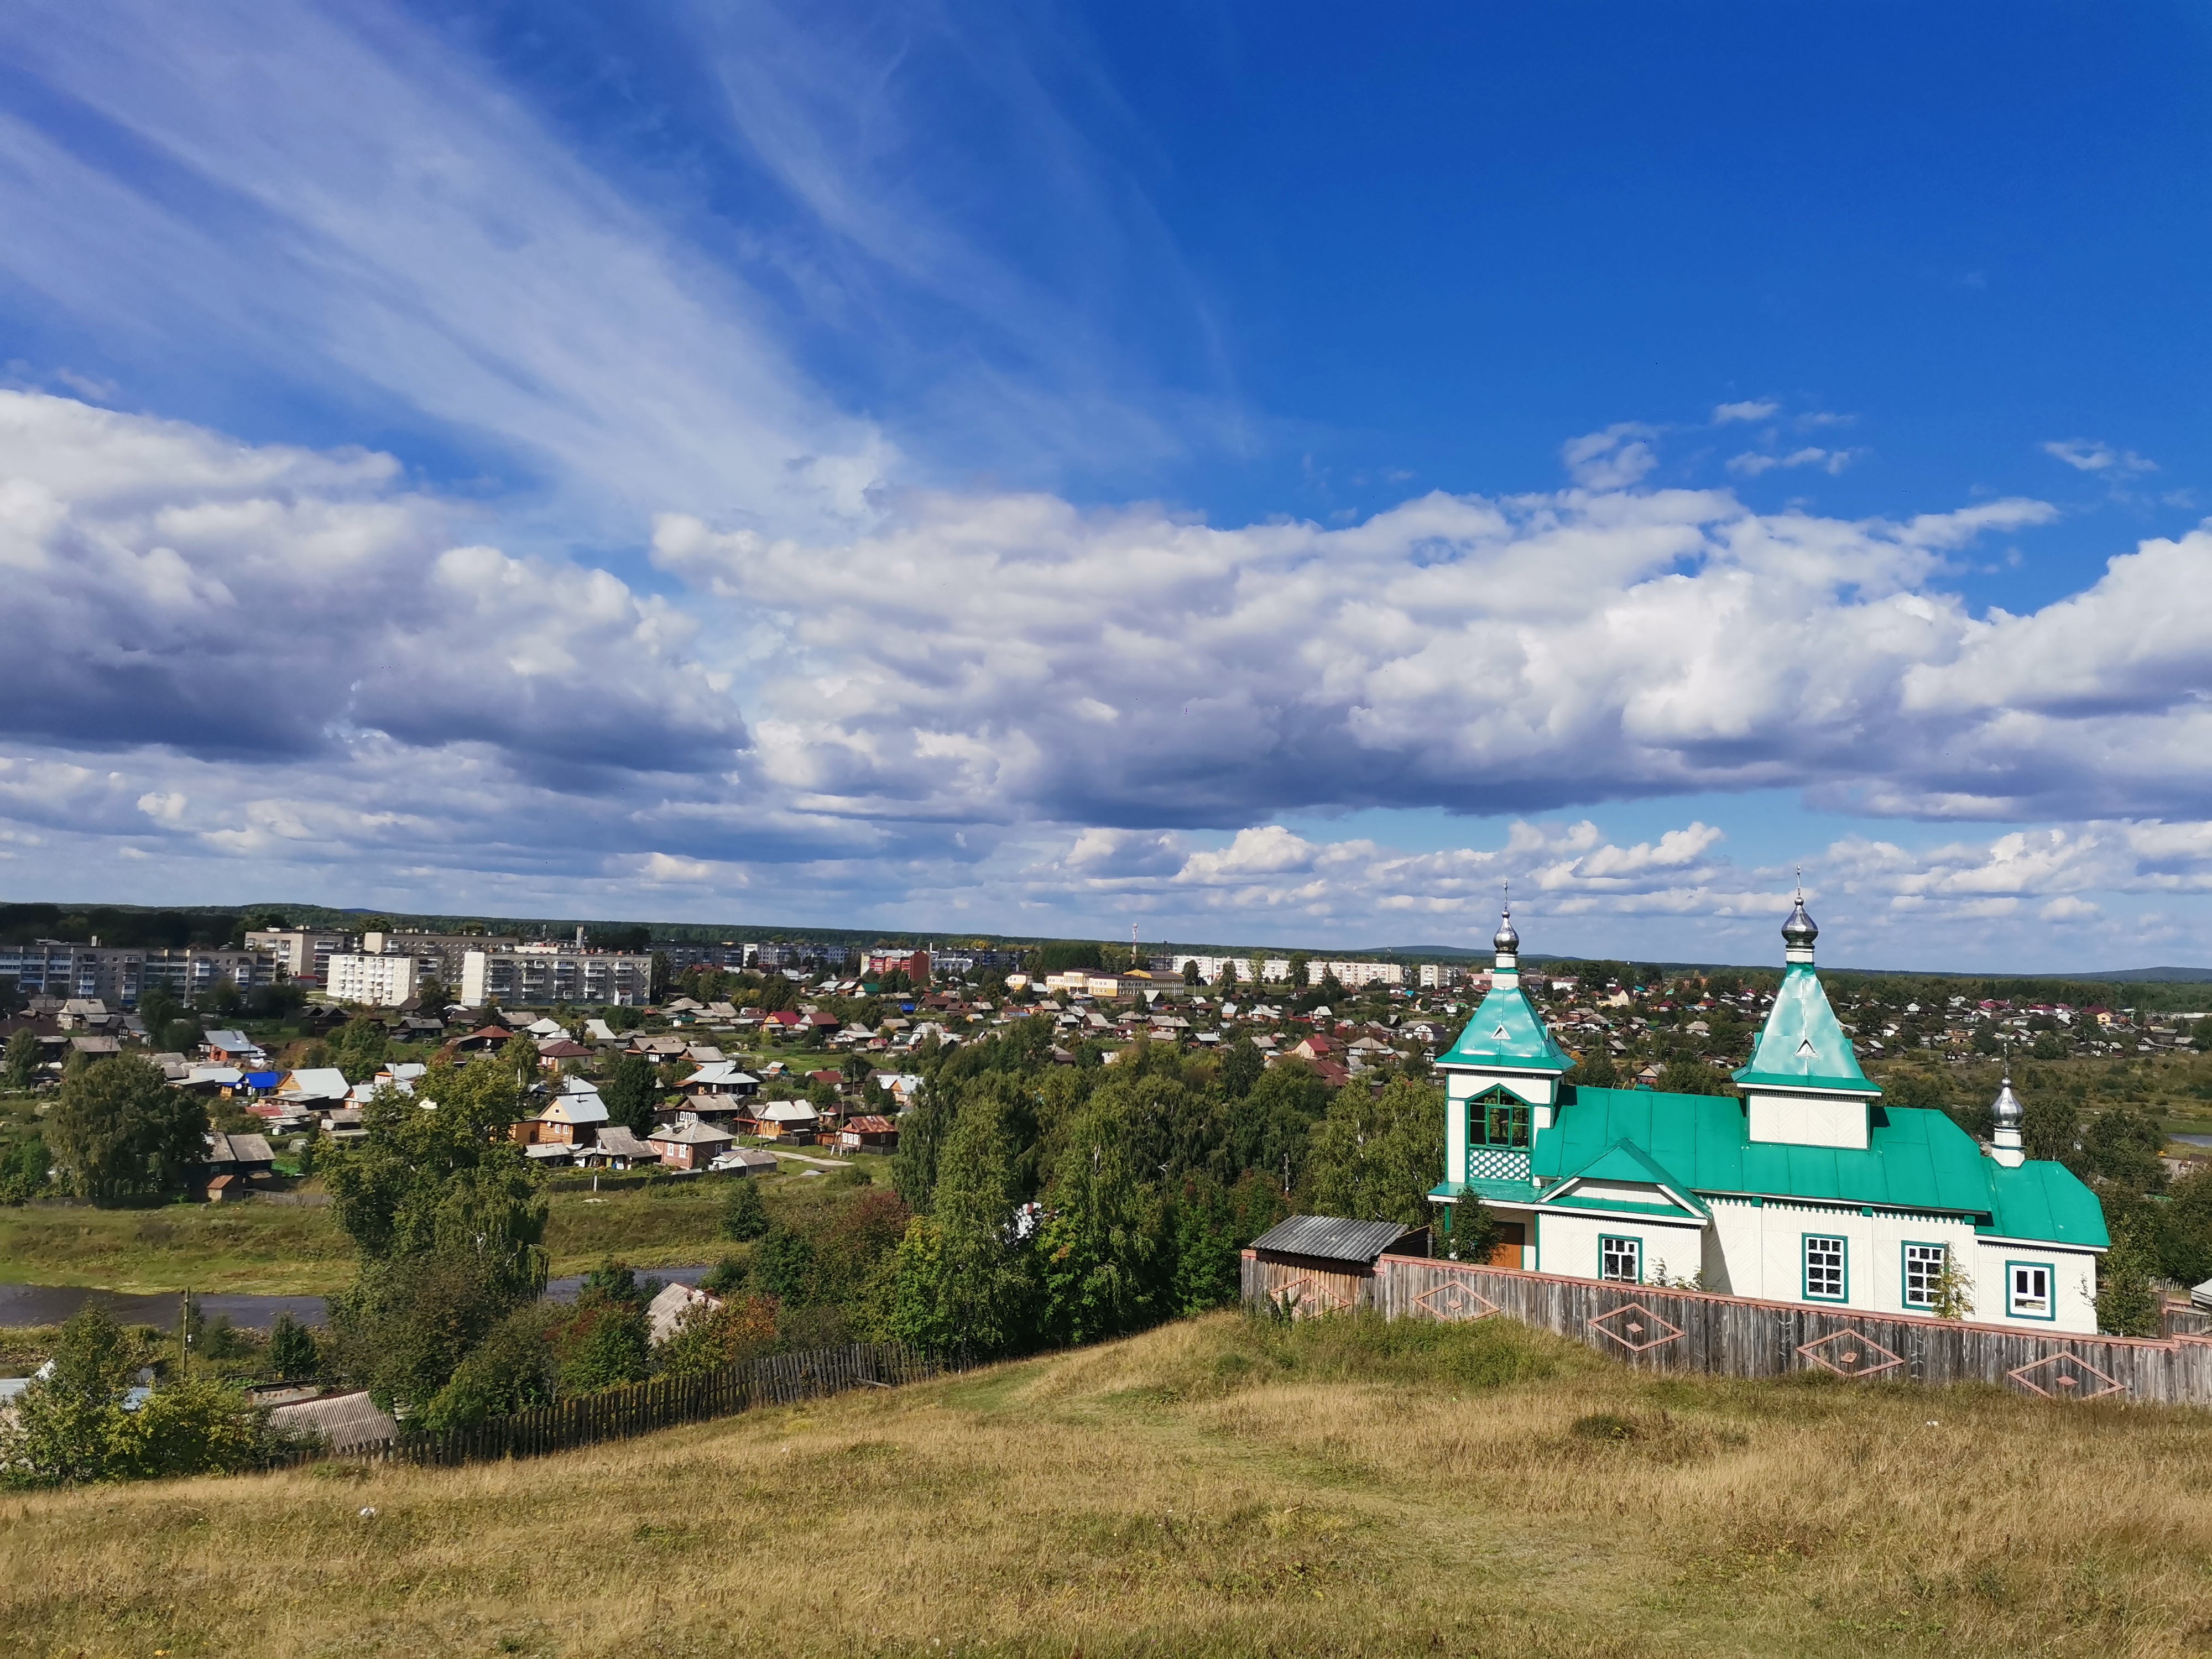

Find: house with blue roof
<box><xmin>1428</xmin><ymin>895</ymin><xmax>2107</xmax><ymax>1333</ymax></box>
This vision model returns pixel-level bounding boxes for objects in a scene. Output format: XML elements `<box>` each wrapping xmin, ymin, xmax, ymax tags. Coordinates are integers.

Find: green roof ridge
<box><xmin>1733</xmin><ymin>963</ymin><xmax>1878</xmax><ymax>1094</ymax></box>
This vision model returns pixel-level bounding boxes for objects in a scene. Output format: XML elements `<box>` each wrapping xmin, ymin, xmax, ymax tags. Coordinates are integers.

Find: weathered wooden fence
<box><xmin>292</xmin><ymin>1342</ymin><xmax>956</xmax><ymax>1470</ymax></box>
<box><xmin>1243</xmin><ymin>1251</ymin><xmax>2212</xmax><ymax>1406</ymax></box>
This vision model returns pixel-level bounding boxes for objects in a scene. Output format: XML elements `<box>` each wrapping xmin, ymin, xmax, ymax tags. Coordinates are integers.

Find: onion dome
<box><xmin>1782</xmin><ymin>894</ymin><xmax>1818</xmax><ymax>952</ymax></box>
<box><xmin>1992</xmin><ymin>1074</ymin><xmax>2025</xmax><ymax>1131</ymax></box>
<box><xmin>1494</xmin><ymin>904</ymin><xmax>1520</xmax><ymax>958</ymax></box>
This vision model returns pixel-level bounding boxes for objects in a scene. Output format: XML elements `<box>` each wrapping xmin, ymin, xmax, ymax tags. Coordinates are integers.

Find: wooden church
<box><xmin>1427</xmin><ymin>895</ymin><xmax>2108</xmax><ymax>1333</ymax></box>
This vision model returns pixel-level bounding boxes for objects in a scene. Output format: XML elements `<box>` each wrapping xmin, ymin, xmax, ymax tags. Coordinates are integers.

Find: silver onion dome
<box><xmin>1992</xmin><ymin>1074</ymin><xmax>2025</xmax><ymax>1130</ymax></box>
<box><xmin>1494</xmin><ymin>905</ymin><xmax>1520</xmax><ymax>957</ymax></box>
<box><xmin>1782</xmin><ymin>891</ymin><xmax>1818</xmax><ymax>951</ymax></box>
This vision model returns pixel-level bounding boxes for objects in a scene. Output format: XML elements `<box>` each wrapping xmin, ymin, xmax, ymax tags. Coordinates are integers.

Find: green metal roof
<box><xmin>1547</xmin><ymin>1138</ymin><xmax>1711</xmax><ymax>1216</ymax></box>
<box><xmin>1527</xmin><ymin>1086</ymin><xmax>2107</xmax><ymax>1248</ymax></box>
<box><xmin>1437</xmin><ymin>979</ymin><xmax>1575</xmax><ymax>1073</ymax></box>
<box><xmin>1733</xmin><ymin>963</ymin><xmax>1879</xmax><ymax>1093</ymax></box>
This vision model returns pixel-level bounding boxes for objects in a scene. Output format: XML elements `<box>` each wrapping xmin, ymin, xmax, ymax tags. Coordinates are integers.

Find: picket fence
<box><xmin>1242</xmin><ymin>1250</ymin><xmax>2212</xmax><ymax>1406</ymax></box>
<box><xmin>288</xmin><ymin>1342</ymin><xmax>956</xmax><ymax>1470</ymax></box>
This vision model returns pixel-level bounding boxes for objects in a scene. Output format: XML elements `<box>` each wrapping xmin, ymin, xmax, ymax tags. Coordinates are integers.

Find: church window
<box><xmin>1803</xmin><ymin>1235</ymin><xmax>1847</xmax><ymax>1302</ymax></box>
<box><xmin>1599</xmin><ymin>1235</ymin><xmax>1640</xmax><ymax>1283</ymax></box>
<box><xmin>2007</xmin><ymin>1262</ymin><xmax>2053</xmax><ymax>1319</ymax></box>
<box><xmin>1902</xmin><ymin>1243</ymin><xmax>1945</xmax><ymax>1308</ymax></box>
<box><xmin>1470</xmin><ymin>1087</ymin><xmax>1531</xmax><ymax>1147</ymax></box>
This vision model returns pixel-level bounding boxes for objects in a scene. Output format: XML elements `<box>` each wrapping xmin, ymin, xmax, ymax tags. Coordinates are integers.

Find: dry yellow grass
<box><xmin>7</xmin><ymin>1311</ymin><xmax>2212</xmax><ymax>1657</ymax></box>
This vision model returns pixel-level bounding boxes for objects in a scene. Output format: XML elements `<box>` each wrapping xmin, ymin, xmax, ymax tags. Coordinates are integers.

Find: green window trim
<box><xmin>2005</xmin><ymin>1259</ymin><xmax>2058</xmax><ymax>1322</ymax></box>
<box><xmin>1900</xmin><ymin>1240</ymin><xmax>1948</xmax><ymax>1310</ymax></box>
<box><xmin>1801</xmin><ymin>1232</ymin><xmax>1849</xmax><ymax>1303</ymax></box>
<box><xmin>1598</xmin><ymin>1233</ymin><xmax>1642</xmax><ymax>1284</ymax></box>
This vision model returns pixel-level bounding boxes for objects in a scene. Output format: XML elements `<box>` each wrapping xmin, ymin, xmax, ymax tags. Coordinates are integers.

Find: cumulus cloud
<box><xmin>1713</xmin><ymin>400</ymin><xmax>1778</xmax><ymax>424</ymax></box>
<box><xmin>0</xmin><ymin>392</ymin><xmax>744</xmax><ymax>775</ymax></box>
<box><xmin>1561</xmin><ymin>424</ymin><xmax>1659</xmax><ymax>488</ymax></box>
<box><xmin>2042</xmin><ymin>439</ymin><xmax>2155</xmax><ymax>476</ymax></box>
<box><xmin>649</xmin><ymin>474</ymin><xmax>2212</xmax><ymax>832</ymax></box>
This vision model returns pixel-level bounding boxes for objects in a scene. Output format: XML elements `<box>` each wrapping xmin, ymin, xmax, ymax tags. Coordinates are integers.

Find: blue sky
<box><xmin>0</xmin><ymin>1</ymin><xmax>2209</xmax><ymax>969</ymax></box>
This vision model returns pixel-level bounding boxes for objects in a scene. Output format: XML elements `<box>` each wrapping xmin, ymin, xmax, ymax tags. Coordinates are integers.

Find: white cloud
<box><xmin>2042</xmin><ymin>439</ymin><xmax>2155</xmax><ymax>476</ymax></box>
<box><xmin>0</xmin><ymin>392</ymin><xmax>744</xmax><ymax>774</ymax></box>
<box><xmin>1728</xmin><ymin>446</ymin><xmax>1858</xmax><ymax>477</ymax></box>
<box><xmin>0</xmin><ymin>0</ymin><xmax>893</xmax><ymax>539</ymax></box>
<box><xmin>1561</xmin><ymin>424</ymin><xmax>1658</xmax><ymax>488</ymax></box>
<box><xmin>1713</xmin><ymin>400</ymin><xmax>1778</xmax><ymax>425</ymax></box>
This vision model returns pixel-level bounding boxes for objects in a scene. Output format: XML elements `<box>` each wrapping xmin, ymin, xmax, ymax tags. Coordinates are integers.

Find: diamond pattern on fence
<box><xmin>1414</xmin><ymin>1279</ymin><xmax>1499</xmax><ymax>1322</ymax></box>
<box><xmin>2008</xmin><ymin>1351</ymin><xmax>2124</xmax><ymax>1401</ymax></box>
<box><xmin>1588</xmin><ymin>1301</ymin><xmax>1684</xmax><ymax>1355</ymax></box>
<box><xmin>1796</xmin><ymin>1328</ymin><xmax>1903</xmax><ymax>1380</ymax></box>
<box><xmin>1276</xmin><ymin>1274</ymin><xmax>1355</xmax><ymax>1315</ymax></box>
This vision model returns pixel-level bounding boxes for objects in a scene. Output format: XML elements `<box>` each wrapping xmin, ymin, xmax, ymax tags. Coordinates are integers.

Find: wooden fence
<box><xmin>1243</xmin><ymin>1251</ymin><xmax>2212</xmax><ymax>1406</ymax></box>
<box><xmin>290</xmin><ymin>1342</ymin><xmax>955</xmax><ymax>1470</ymax></box>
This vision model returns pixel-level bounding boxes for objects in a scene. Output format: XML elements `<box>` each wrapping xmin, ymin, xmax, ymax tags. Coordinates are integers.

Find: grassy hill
<box><xmin>5</xmin><ymin>1311</ymin><xmax>2208</xmax><ymax>1657</ymax></box>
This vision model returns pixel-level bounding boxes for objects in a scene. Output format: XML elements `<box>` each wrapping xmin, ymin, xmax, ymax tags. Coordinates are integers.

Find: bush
<box><xmin>269</xmin><ymin>1313</ymin><xmax>319</xmax><ymax>1381</ymax></box>
<box><xmin>0</xmin><ymin>1305</ymin><xmax>276</xmax><ymax>1488</ymax></box>
<box><xmin>721</xmin><ymin>1178</ymin><xmax>769</xmax><ymax>1241</ymax></box>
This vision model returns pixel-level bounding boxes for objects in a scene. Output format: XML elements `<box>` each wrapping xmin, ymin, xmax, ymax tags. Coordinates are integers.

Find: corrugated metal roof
<box><xmin>1250</xmin><ymin>1214</ymin><xmax>1416</xmax><ymax>1264</ymax></box>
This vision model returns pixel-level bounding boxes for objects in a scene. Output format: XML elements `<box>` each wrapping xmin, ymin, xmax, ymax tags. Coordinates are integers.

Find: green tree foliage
<box><xmin>2022</xmin><ymin>1094</ymin><xmax>2080</xmax><ymax>1166</ymax></box>
<box><xmin>721</xmin><ymin>1176</ymin><xmax>770</xmax><ymax>1240</ymax></box>
<box><xmin>319</xmin><ymin>1055</ymin><xmax>547</xmax><ymax>1414</ymax></box>
<box><xmin>547</xmin><ymin>1260</ymin><xmax>652</xmax><ymax>1395</ymax></box>
<box><xmin>2084</xmin><ymin>1104</ymin><xmax>2167</xmax><ymax>1193</ymax></box>
<box><xmin>884</xmin><ymin>1084</ymin><xmax>1032</xmax><ymax>1355</ymax></box>
<box><xmin>0</xmin><ymin>1305</ymin><xmax>272</xmax><ymax>1487</ymax></box>
<box><xmin>1655</xmin><ymin>1059</ymin><xmax>1730</xmax><ymax>1096</ymax></box>
<box><xmin>418</xmin><ymin>1305</ymin><xmax>557</xmax><ymax>1429</ymax></box>
<box><xmin>1036</xmin><ymin>1095</ymin><xmax>1172</xmax><ymax>1346</ymax></box>
<box><xmin>2096</xmin><ymin>1224</ymin><xmax>2162</xmax><ymax>1337</ymax></box>
<box><xmin>268</xmin><ymin>1312</ymin><xmax>319</xmax><ymax>1381</ymax></box>
<box><xmin>1301</xmin><ymin>1077</ymin><xmax>1445</xmax><ymax>1227</ymax></box>
<box><xmin>655</xmin><ymin>1292</ymin><xmax>779</xmax><ymax>1379</ymax></box>
<box><xmin>46</xmin><ymin>1053</ymin><xmax>207</xmax><ymax>1204</ymax></box>
<box><xmin>330</xmin><ymin>1016</ymin><xmax>389</xmax><ymax>1083</ymax></box>
<box><xmin>601</xmin><ymin>1051</ymin><xmax>661</xmax><ymax>1136</ymax></box>
<box><xmin>4</xmin><ymin>1027</ymin><xmax>41</xmax><ymax>1090</ymax></box>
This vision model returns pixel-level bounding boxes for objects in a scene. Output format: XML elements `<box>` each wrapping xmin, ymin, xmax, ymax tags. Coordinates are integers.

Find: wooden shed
<box><xmin>1248</xmin><ymin>1216</ymin><xmax>1428</xmax><ymax>1303</ymax></box>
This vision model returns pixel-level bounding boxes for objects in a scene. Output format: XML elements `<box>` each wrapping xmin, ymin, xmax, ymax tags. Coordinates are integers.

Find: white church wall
<box><xmin>1971</xmin><ymin>1239</ymin><xmax>2099</xmax><ymax>1334</ymax></box>
<box><xmin>1535</xmin><ymin>1209</ymin><xmax>1706</xmax><ymax>1286</ymax></box>
<box><xmin>1745</xmin><ymin>1089</ymin><xmax>1869</xmax><ymax>1150</ymax></box>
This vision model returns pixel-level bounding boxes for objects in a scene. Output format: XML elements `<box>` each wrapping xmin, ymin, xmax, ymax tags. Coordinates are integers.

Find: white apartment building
<box><xmin>461</xmin><ymin>946</ymin><xmax>654</xmax><ymax>1008</ymax></box>
<box><xmin>1165</xmin><ymin>954</ymin><xmax>1254</xmax><ymax>984</ymax></box>
<box><xmin>1307</xmin><ymin>959</ymin><xmax>1407</xmax><ymax>989</ymax></box>
<box><xmin>325</xmin><ymin>953</ymin><xmax>420</xmax><ymax>1008</ymax></box>
<box><xmin>244</xmin><ymin>929</ymin><xmax>358</xmax><ymax>985</ymax></box>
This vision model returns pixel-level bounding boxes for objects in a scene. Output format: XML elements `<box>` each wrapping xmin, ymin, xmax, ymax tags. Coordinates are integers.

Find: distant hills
<box><xmin>1375</xmin><ymin>947</ymin><xmax>2212</xmax><ymax>983</ymax></box>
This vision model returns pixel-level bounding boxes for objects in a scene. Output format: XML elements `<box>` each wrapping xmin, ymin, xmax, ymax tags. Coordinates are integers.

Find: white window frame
<box><xmin>1803</xmin><ymin>1234</ymin><xmax>1848</xmax><ymax>1302</ymax></box>
<box><xmin>1598</xmin><ymin>1234</ymin><xmax>1640</xmax><ymax>1284</ymax></box>
<box><xmin>1902</xmin><ymin>1243</ymin><xmax>1945</xmax><ymax>1310</ymax></box>
<box><xmin>2007</xmin><ymin>1261</ymin><xmax>2053</xmax><ymax>1319</ymax></box>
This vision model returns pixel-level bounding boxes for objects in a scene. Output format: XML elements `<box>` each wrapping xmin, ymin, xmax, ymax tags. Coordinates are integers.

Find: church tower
<box><xmin>1435</xmin><ymin>900</ymin><xmax>1574</xmax><ymax>1191</ymax></box>
<box><xmin>1731</xmin><ymin>886</ymin><xmax>1882</xmax><ymax>1149</ymax></box>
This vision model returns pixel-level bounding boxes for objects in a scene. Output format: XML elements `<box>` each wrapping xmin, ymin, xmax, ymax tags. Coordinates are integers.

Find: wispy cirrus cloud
<box><xmin>2042</xmin><ymin>439</ymin><xmax>2156</xmax><ymax>476</ymax></box>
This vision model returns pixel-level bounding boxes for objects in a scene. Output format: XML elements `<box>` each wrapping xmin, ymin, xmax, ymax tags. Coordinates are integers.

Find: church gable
<box><xmin>1538</xmin><ymin>1138</ymin><xmax>1709</xmax><ymax>1219</ymax></box>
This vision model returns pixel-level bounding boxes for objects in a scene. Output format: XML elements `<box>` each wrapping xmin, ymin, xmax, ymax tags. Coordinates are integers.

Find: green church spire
<box><xmin>1732</xmin><ymin>884</ymin><xmax>1879</xmax><ymax>1095</ymax></box>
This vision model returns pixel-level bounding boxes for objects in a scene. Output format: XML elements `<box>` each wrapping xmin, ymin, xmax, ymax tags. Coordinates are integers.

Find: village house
<box><xmin>1428</xmin><ymin>898</ymin><xmax>2107</xmax><ymax>1333</ymax></box>
<box><xmin>649</xmin><ymin>1120</ymin><xmax>735</xmax><ymax>1170</ymax></box>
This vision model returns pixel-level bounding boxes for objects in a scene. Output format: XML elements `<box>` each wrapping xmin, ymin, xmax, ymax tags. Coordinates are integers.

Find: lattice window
<box><xmin>1470</xmin><ymin>1086</ymin><xmax>1531</xmax><ymax>1148</ymax></box>
<box><xmin>1902</xmin><ymin>1243</ymin><xmax>1945</xmax><ymax>1308</ymax></box>
<box><xmin>1599</xmin><ymin>1235</ymin><xmax>1640</xmax><ymax>1283</ymax></box>
<box><xmin>1804</xmin><ymin>1235</ymin><xmax>1847</xmax><ymax>1302</ymax></box>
